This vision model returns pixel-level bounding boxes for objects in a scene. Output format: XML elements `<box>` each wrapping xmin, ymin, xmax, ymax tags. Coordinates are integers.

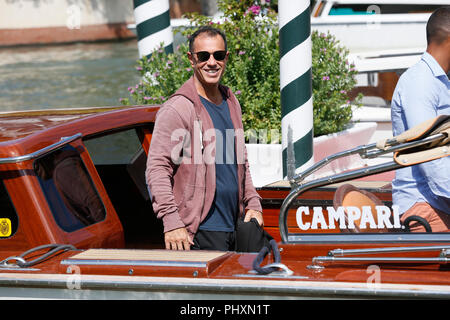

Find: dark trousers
<box><xmin>191</xmin><ymin>229</ymin><xmax>235</xmax><ymax>251</ymax></box>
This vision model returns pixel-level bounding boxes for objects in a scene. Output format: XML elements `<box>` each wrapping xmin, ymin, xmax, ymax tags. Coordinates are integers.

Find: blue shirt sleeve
<box><xmin>391</xmin><ymin>59</ymin><xmax>450</xmax><ymax>203</ymax></box>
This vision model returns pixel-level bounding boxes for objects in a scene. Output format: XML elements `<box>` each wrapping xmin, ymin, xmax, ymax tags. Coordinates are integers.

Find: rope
<box><xmin>252</xmin><ymin>240</ymin><xmax>282</xmax><ymax>275</ymax></box>
<box><xmin>7</xmin><ymin>244</ymin><xmax>77</xmax><ymax>268</ymax></box>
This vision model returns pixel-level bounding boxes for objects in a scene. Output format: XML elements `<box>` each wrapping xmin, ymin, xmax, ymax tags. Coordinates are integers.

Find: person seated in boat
<box><xmin>390</xmin><ymin>7</ymin><xmax>450</xmax><ymax>232</ymax></box>
<box><xmin>146</xmin><ymin>26</ymin><xmax>264</xmax><ymax>250</ymax></box>
<box><xmin>35</xmin><ymin>147</ymin><xmax>105</xmax><ymax>226</ymax></box>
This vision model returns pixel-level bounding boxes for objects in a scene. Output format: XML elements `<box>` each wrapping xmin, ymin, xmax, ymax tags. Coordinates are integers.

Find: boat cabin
<box><xmin>1</xmin><ymin>106</ymin><xmax>449</xmax><ymax>251</ymax></box>
<box><xmin>0</xmin><ymin>106</ymin><xmax>162</xmax><ymax>250</ymax></box>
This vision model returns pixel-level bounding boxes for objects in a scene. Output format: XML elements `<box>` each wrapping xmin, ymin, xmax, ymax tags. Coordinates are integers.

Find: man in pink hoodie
<box><xmin>146</xmin><ymin>26</ymin><xmax>263</xmax><ymax>251</ymax></box>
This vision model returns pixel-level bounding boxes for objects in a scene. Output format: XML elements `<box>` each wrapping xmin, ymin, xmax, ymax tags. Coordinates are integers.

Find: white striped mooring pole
<box><xmin>133</xmin><ymin>0</ymin><xmax>173</xmax><ymax>58</ymax></box>
<box><xmin>279</xmin><ymin>0</ymin><xmax>313</xmax><ymax>179</ymax></box>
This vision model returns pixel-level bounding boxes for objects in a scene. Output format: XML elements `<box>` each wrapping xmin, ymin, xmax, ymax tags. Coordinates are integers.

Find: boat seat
<box><xmin>61</xmin><ymin>249</ymin><xmax>231</xmax><ymax>277</ymax></box>
<box><xmin>377</xmin><ymin>114</ymin><xmax>450</xmax><ymax>166</ymax></box>
<box><xmin>333</xmin><ymin>184</ymin><xmax>387</xmax><ymax>233</ymax></box>
<box><xmin>377</xmin><ymin>114</ymin><xmax>450</xmax><ymax>148</ymax></box>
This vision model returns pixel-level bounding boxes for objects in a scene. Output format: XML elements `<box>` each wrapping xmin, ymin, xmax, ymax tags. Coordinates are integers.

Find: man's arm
<box><xmin>241</xmin><ymin>144</ymin><xmax>264</xmax><ymax>225</ymax></box>
<box><xmin>244</xmin><ymin>209</ymin><xmax>264</xmax><ymax>226</ymax></box>
<box><xmin>396</xmin><ymin>76</ymin><xmax>439</xmax><ymax>130</ymax></box>
<box><xmin>392</xmin><ymin>74</ymin><xmax>449</xmax><ymax>198</ymax></box>
<box><xmin>146</xmin><ymin>104</ymin><xmax>193</xmax><ymax>249</ymax></box>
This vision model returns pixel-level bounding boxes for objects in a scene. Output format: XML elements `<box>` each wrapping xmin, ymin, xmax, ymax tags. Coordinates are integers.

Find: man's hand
<box><xmin>164</xmin><ymin>227</ymin><xmax>194</xmax><ymax>250</ymax></box>
<box><xmin>244</xmin><ymin>209</ymin><xmax>264</xmax><ymax>226</ymax></box>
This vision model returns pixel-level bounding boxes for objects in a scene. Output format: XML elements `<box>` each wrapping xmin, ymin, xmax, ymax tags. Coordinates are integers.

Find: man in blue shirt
<box><xmin>391</xmin><ymin>7</ymin><xmax>450</xmax><ymax>232</ymax></box>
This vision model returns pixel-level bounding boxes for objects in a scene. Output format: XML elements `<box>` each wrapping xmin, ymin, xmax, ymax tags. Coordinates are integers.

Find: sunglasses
<box><xmin>191</xmin><ymin>50</ymin><xmax>227</xmax><ymax>62</ymax></box>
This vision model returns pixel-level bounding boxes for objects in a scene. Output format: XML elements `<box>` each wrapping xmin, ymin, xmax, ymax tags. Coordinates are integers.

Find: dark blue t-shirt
<box><xmin>198</xmin><ymin>95</ymin><xmax>239</xmax><ymax>232</ymax></box>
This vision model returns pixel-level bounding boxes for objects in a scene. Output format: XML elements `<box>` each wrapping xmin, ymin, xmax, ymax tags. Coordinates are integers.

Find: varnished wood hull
<box><xmin>2</xmin><ymin>272</ymin><xmax>450</xmax><ymax>300</ymax></box>
<box><xmin>1</xmin><ymin>106</ymin><xmax>449</xmax><ymax>300</ymax></box>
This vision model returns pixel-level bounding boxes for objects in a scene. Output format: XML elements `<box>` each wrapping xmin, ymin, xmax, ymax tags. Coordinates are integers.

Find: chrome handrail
<box><xmin>307</xmin><ymin>245</ymin><xmax>450</xmax><ymax>270</ymax></box>
<box><xmin>328</xmin><ymin>245</ymin><xmax>450</xmax><ymax>257</ymax></box>
<box><xmin>0</xmin><ymin>133</ymin><xmax>82</xmax><ymax>164</ymax></box>
<box><xmin>279</xmin><ymin>129</ymin><xmax>449</xmax><ymax>244</ymax></box>
<box><xmin>290</xmin><ymin>133</ymin><xmax>446</xmax><ymax>186</ymax></box>
<box><xmin>279</xmin><ymin>160</ymin><xmax>400</xmax><ymax>243</ymax></box>
<box><xmin>309</xmin><ymin>255</ymin><xmax>449</xmax><ymax>268</ymax></box>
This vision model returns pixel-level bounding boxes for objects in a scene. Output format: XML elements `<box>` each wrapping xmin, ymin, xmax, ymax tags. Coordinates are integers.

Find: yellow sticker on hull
<box><xmin>0</xmin><ymin>218</ymin><xmax>11</xmax><ymax>237</ymax></box>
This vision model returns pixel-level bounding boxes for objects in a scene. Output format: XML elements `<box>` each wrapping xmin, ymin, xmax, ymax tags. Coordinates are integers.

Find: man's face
<box><xmin>188</xmin><ymin>33</ymin><xmax>228</xmax><ymax>88</ymax></box>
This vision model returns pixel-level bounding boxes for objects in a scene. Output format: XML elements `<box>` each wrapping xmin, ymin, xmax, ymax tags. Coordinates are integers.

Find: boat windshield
<box><xmin>279</xmin><ymin>178</ymin><xmax>450</xmax><ymax>243</ymax></box>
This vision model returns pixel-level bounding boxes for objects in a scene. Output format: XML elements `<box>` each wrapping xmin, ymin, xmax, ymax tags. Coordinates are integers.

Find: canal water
<box><xmin>0</xmin><ymin>40</ymin><xmax>141</xmax><ymax>111</ymax></box>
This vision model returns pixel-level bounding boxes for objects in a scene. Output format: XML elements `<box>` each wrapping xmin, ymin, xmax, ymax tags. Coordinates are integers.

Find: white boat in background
<box><xmin>311</xmin><ymin>0</ymin><xmax>447</xmax><ymax>53</ymax></box>
<box><xmin>313</xmin><ymin>0</ymin><xmax>440</xmax><ymax>105</ymax></box>
<box><xmin>311</xmin><ymin>1</ymin><xmax>450</xmax><ymax>146</ymax></box>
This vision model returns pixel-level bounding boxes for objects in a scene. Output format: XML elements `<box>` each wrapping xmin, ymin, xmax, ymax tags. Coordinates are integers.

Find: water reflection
<box><xmin>0</xmin><ymin>40</ymin><xmax>141</xmax><ymax>111</ymax></box>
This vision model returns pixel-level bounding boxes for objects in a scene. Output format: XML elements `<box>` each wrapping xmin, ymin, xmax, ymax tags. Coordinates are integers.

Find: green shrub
<box><xmin>121</xmin><ymin>0</ymin><xmax>360</xmax><ymax>140</ymax></box>
<box><xmin>122</xmin><ymin>45</ymin><xmax>192</xmax><ymax>105</ymax></box>
<box><xmin>311</xmin><ymin>30</ymin><xmax>361</xmax><ymax>136</ymax></box>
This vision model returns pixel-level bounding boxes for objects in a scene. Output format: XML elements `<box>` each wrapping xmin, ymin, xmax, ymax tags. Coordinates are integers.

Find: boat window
<box><xmin>329</xmin><ymin>4</ymin><xmax>442</xmax><ymax>15</ymax></box>
<box><xmin>83</xmin><ymin>129</ymin><xmax>143</xmax><ymax>165</ymax></box>
<box><xmin>83</xmin><ymin>128</ymin><xmax>163</xmax><ymax>248</ymax></box>
<box><xmin>0</xmin><ymin>180</ymin><xmax>19</xmax><ymax>238</ymax></box>
<box><xmin>83</xmin><ymin>128</ymin><xmax>148</xmax><ymax>200</ymax></box>
<box><xmin>34</xmin><ymin>145</ymin><xmax>106</xmax><ymax>232</ymax></box>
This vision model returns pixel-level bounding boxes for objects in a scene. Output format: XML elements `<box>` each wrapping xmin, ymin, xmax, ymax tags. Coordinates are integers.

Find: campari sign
<box><xmin>296</xmin><ymin>205</ymin><xmax>402</xmax><ymax>231</ymax></box>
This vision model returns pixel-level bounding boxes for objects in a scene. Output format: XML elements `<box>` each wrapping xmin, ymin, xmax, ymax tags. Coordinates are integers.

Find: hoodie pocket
<box><xmin>178</xmin><ymin>163</ymin><xmax>207</xmax><ymax>224</ymax></box>
<box><xmin>179</xmin><ymin>183</ymin><xmax>206</xmax><ymax>226</ymax></box>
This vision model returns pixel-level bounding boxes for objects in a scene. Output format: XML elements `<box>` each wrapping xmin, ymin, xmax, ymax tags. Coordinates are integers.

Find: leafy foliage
<box><xmin>311</xmin><ymin>30</ymin><xmax>361</xmax><ymax>136</ymax></box>
<box><xmin>122</xmin><ymin>0</ymin><xmax>361</xmax><ymax>140</ymax></box>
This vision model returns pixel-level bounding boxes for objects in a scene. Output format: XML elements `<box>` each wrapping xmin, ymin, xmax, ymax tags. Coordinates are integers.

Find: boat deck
<box><xmin>1</xmin><ymin>243</ymin><xmax>449</xmax><ymax>299</ymax></box>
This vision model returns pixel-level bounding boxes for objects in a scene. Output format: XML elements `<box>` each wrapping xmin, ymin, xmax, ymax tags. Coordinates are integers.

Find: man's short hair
<box><xmin>426</xmin><ymin>6</ymin><xmax>450</xmax><ymax>45</ymax></box>
<box><xmin>189</xmin><ymin>25</ymin><xmax>228</xmax><ymax>52</ymax></box>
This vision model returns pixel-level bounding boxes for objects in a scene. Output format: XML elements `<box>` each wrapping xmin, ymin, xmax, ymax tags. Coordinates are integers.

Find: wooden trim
<box><xmin>69</xmin><ymin>249</ymin><xmax>227</xmax><ymax>262</ymax></box>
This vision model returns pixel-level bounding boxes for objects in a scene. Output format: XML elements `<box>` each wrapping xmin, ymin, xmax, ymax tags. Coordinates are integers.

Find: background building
<box><xmin>0</xmin><ymin>0</ymin><xmax>214</xmax><ymax>46</ymax></box>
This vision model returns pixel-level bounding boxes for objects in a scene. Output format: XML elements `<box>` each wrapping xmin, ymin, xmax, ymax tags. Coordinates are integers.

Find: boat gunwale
<box><xmin>0</xmin><ymin>105</ymin><xmax>159</xmax><ymax>154</ymax></box>
<box><xmin>0</xmin><ymin>271</ymin><xmax>449</xmax><ymax>299</ymax></box>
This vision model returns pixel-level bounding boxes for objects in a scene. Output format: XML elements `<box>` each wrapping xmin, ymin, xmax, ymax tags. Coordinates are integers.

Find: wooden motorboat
<box><xmin>0</xmin><ymin>106</ymin><xmax>449</xmax><ymax>300</ymax></box>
